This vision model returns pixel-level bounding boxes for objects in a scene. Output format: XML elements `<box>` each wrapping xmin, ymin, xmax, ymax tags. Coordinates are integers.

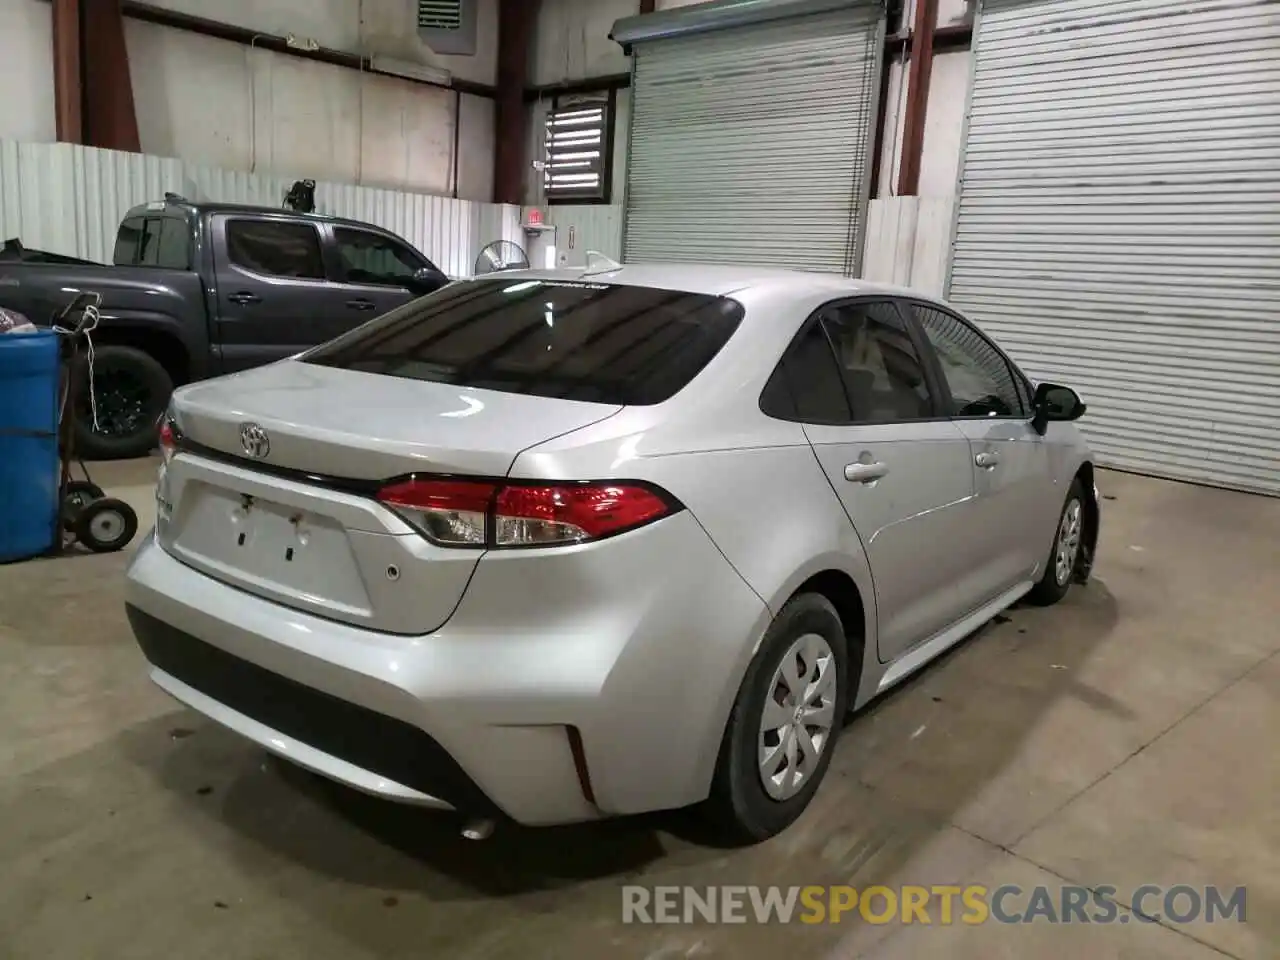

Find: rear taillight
<box><xmin>376</xmin><ymin>477</ymin><xmax>679</xmax><ymax>548</ymax></box>
<box><xmin>158</xmin><ymin>418</ymin><xmax>177</xmax><ymax>464</ymax></box>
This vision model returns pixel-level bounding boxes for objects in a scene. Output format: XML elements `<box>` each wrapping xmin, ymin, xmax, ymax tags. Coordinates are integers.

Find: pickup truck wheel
<box><xmin>74</xmin><ymin>346</ymin><xmax>173</xmax><ymax>460</ymax></box>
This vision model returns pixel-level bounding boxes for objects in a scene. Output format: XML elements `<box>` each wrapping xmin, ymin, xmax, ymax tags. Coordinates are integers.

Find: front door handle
<box><xmin>975</xmin><ymin>452</ymin><xmax>1001</xmax><ymax>469</ymax></box>
<box><xmin>346</xmin><ymin>299</ymin><xmax>377</xmax><ymax>311</ymax></box>
<box><xmin>228</xmin><ymin>292</ymin><xmax>261</xmax><ymax>305</ymax></box>
<box><xmin>844</xmin><ymin>461</ymin><xmax>889</xmax><ymax>484</ymax></box>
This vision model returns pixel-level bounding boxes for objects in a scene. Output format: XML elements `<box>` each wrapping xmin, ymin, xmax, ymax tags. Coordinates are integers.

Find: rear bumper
<box><xmin>124</xmin><ymin>513</ymin><xmax>770</xmax><ymax>826</ymax></box>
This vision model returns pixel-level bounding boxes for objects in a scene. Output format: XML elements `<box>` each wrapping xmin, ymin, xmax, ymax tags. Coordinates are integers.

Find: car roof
<box><xmin>488</xmin><ymin>262</ymin><xmax>941</xmax><ymax>310</ymax></box>
<box><xmin>122</xmin><ymin>198</ymin><xmax>384</xmax><ymax>232</ymax></box>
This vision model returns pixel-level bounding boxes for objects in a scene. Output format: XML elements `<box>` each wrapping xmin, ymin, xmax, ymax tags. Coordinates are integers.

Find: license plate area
<box><xmin>170</xmin><ymin>483</ymin><xmax>372</xmax><ymax>616</ymax></box>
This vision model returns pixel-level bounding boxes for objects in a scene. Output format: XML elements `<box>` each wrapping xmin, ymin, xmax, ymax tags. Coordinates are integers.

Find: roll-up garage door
<box><xmin>619</xmin><ymin>2</ymin><xmax>884</xmax><ymax>273</ymax></box>
<box><xmin>947</xmin><ymin>0</ymin><xmax>1280</xmax><ymax>496</ymax></box>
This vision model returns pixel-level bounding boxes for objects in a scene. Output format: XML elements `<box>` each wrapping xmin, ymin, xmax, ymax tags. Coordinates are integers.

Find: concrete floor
<box><xmin>1</xmin><ymin>462</ymin><xmax>1276</xmax><ymax>959</ymax></box>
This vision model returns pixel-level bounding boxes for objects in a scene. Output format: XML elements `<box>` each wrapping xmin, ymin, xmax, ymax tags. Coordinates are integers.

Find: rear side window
<box><xmin>302</xmin><ymin>279</ymin><xmax>744</xmax><ymax>405</ymax></box>
<box><xmin>225</xmin><ymin>219</ymin><xmax>325</xmax><ymax>280</ymax></box>
<box><xmin>759</xmin><ymin>320</ymin><xmax>852</xmax><ymax>423</ymax></box>
<box><xmin>113</xmin><ymin>218</ymin><xmax>143</xmax><ymax>264</ymax></box>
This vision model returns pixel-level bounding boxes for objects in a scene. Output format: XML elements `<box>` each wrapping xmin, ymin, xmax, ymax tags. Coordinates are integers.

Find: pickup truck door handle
<box><xmin>227</xmin><ymin>292</ymin><xmax>261</xmax><ymax>305</ymax></box>
<box><xmin>346</xmin><ymin>299</ymin><xmax>377</xmax><ymax>311</ymax></box>
<box><xmin>975</xmin><ymin>452</ymin><xmax>1001</xmax><ymax>469</ymax></box>
<box><xmin>844</xmin><ymin>461</ymin><xmax>889</xmax><ymax>484</ymax></box>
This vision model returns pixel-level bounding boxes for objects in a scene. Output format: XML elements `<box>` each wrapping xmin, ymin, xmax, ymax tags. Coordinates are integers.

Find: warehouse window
<box><xmin>543</xmin><ymin>92</ymin><xmax>614</xmax><ymax>204</ymax></box>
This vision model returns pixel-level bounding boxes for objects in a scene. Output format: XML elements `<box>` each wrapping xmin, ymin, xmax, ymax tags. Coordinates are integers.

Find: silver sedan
<box><xmin>125</xmin><ymin>264</ymin><xmax>1100</xmax><ymax>843</ymax></box>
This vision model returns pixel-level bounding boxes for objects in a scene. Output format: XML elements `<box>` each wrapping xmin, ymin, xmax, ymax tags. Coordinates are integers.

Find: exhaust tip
<box><xmin>461</xmin><ymin>818</ymin><xmax>495</xmax><ymax>841</ymax></box>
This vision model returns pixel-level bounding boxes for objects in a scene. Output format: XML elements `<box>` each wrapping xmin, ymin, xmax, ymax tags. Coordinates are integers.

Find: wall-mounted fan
<box><xmin>474</xmin><ymin>240</ymin><xmax>530</xmax><ymax>275</ymax></box>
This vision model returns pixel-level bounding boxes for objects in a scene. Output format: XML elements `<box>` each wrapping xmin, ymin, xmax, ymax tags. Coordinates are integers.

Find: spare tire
<box><xmin>73</xmin><ymin>345</ymin><xmax>173</xmax><ymax>460</ymax></box>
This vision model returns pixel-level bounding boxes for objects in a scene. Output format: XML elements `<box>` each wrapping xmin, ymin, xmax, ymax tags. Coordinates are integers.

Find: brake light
<box><xmin>158</xmin><ymin>418</ymin><xmax>177</xmax><ymax>464</ymax></box>
<box><xmin>376</xmin><ymin>478</ymin><xmax>679</xmax><ymax>548</ymax></box>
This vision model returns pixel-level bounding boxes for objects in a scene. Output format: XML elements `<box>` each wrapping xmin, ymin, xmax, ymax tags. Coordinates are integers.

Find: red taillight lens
<box><xmin>376</xmin><ymin>478</ymin><xmax>678</xmax><ymax>548</ymax></box>
<box><xmin>494</xmin><ymin>483</ymin><xmax>673</xmax><ymax>546</ymax></box>
<box><xmin>158</xmin><ymin>419</ymin><xmax>177</xmax><ymax>464</ymax></box>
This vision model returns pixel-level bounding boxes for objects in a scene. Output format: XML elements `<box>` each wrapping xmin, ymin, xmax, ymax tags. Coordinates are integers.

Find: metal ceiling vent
<box><xmin>417</xmin><ymin>0</ymin><xmax>475</xmax><ymax>55</ymax></box>
<box><xmin>418</xmin><ymin>0</ymin><xmax>462</xmax><ymax>30</ymax></box>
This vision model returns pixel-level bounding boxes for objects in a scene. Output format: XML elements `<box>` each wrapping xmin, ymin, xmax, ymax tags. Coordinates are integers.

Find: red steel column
<box><xmin>51</xmin><ymin>0</ymin><xmax>83</xmax><ymax>143</ymax></box>
<box><xmin>896</xmin><ymin>0</ymin><xmax>938</xmax><ymax>196</ymax></box>
<box><xmin>82</xmin><ymin>0</ymin><xmax>141</xmax><ymax>151</ymax></box>
<box><xmin>493</xmin><ymin>0</ymin><xmax>540</xmax><ymax>204</ymax></box>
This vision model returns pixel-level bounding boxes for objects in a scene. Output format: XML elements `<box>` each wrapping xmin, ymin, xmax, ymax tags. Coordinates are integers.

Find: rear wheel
<box><xmin>704</xmin><ymin>593</ymin><xmax>849</xmax><ymax>844</ymax></box>
<box><xmin>74</xmin><ymin>346</ymin><xmax>173</xmax><ymax>461</ymax></box>
<box><xmin>1026</xmin><ymin>479</ymin><xmax>1086</xmax><ymax>607</ymax></box>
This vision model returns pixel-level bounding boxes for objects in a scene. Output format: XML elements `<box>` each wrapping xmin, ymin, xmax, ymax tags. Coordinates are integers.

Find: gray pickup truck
<box><xmin>0</xmin><ymin>198</ymin><xmax>450</xmax><ymax>459</ymax></box>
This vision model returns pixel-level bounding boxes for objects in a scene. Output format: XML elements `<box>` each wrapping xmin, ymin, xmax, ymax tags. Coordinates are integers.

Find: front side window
<box><xmin>334</xmin><ymin>228</ymin><xmax>428</xmax><ymax>287</ymax></box>
<box><xmin>820</xmin><ymin>301</ymin><xmax>934</xmax><ymax>424</ymax></box>
<box><xmin>303</xmin><ymin>278</ymin><xmax>743</xmax><ymax>406</ymax></box>
<box><xmin>225</xmin><ymin>219</ymin><xmax>325</xmax><ymax>280</ymax></box>
<box><xmin>911</xmin><ymin>304</ymin><xmax>1024</xmax><ymax>418</ymax></box>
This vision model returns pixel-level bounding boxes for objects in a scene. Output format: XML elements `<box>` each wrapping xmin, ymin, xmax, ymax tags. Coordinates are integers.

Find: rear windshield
<box><xmin>302</xmin><ymin>278</ymin><xmax>744</xmax><ymax>405</ymax></box>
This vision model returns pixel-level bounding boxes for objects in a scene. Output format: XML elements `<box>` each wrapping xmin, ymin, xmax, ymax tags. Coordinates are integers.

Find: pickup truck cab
<box><xmin>0</xmin><ymin>198</ymin><xmax>450</xmax><ymax>459</ymax></box>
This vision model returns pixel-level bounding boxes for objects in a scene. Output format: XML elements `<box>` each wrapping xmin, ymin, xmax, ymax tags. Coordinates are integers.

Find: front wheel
<box><xmin>1026</xmin><ymin>479</ymin><xmax>1086</xmax><ymax>607</ymax></box>
<box><xmin>703</xmin><ymin>593</ymin><xmax>850</xmax><ymax>844</ymax></box>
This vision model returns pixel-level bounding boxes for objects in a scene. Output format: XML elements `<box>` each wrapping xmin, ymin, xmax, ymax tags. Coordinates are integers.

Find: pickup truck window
<box><xmin>114</xmin><ymin>218</ymin><xmax>144</xmax><ymax>264</ymax></box>
<box><xmin>333</xmin><ymin>227</ymin><xmax>428</xmax><ymax>287</ymax></box>
<box><xmin>226</xmin><ymin>219</ymin><xmax>325</xmax><ymax>280</ymax></box>
<box><xmin>114</xmin><ymin>216</ymin><xmax>190</xmax><ymax>269</ymax></box>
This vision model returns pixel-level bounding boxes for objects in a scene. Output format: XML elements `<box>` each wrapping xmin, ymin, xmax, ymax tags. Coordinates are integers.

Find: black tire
<box><xmin>73</xmin><ymin>345</ymin><xmax>173</xmax><ymax>461</ymax></box>
<box><xmin>62</xmin><ymin>480</ymin><xmax>106</xmax><ymax>529</ymax></box>
<box><xmin>73</xmin><ymin>497</ymin><xmax>139</xmax><ymax>553</ymax></box>
<box><xmin>1026</xmin><ymin>478</ymin><xmax>1086</xmax><ymax>607</ymax></box>
<box><xmin>704</xmin><ymin>593</ymin><xmax>851</xmax><ymax>844</ymax></box>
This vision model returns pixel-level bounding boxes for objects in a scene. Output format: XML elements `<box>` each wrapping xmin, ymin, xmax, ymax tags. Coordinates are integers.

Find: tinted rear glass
<box><xmin>302</xmin><ymin>278</ymin><xmax>745</xmax><ymax>405</ymax></box>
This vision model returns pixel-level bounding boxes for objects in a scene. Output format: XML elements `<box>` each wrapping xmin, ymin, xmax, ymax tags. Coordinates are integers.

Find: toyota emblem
<box><xmin>239</xmin><ymin>422</ymin><xmax>270</xmax><ymax>459</ymax></box>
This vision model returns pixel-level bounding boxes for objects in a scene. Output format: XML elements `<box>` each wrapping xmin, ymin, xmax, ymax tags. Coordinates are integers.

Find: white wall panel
<box><xmin>0</xmin><ymin>139</ymin><xmax>520</xmax><ymax>278</ymax></box>
<box><xmin>0</xmin><ymin>0</ymin><xmax>55</xmax><ymax>144</ymax></box>
<box><xmin>141</xmin><ymin>0</ymin><xmax>499</xmax><ymax>85</ymax></box>
<box><xmin>862</xmin><ymin>196</ymin><xmax>955</xmax><ymax>295</ymax></box>
<box><xmin>0</xmin><ymin>0</ymin><xmax>496</xmax><ymax>201</ymax></box>
<box><xmin>532</xmin><ymin>0</ymin><xmax>635</xmax><ymax>85</ymax></box>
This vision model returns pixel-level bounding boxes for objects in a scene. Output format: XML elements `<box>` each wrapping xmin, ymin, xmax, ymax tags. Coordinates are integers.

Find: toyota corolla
<box><xmin>125</xmin><ymin>264</ymin><xmax>1099</xmax><ymax>843</ymax></box>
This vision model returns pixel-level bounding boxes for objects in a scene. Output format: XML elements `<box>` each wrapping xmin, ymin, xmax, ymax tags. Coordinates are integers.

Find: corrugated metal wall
<box><xmin>0</xmin><ymin>139</ymin><xmax>521</xmax><ymax>278</ymax></box>
<box><xmin>948</xmin><ymin>0</ymin><xmax>1280</xmax><ymax>496</ymax></box>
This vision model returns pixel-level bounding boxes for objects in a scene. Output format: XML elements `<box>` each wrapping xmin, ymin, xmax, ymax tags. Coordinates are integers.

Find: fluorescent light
<box><xmin>369</xmin><ymin>55</ymin><xmax>452</xmax><ymax>86</ymax></box>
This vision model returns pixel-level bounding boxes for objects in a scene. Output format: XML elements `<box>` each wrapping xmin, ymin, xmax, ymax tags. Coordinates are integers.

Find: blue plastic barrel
<box><xmin>0</xmin><ymin>330</ymin><xmax>61</xmax><ymax>562</ymax></box>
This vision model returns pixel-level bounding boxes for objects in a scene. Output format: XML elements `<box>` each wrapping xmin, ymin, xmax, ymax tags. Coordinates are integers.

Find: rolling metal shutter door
<box><xmin>624</xmin><ymin>4</ymin><xmax>884</xmax><ymax>274</ymax></box>
<box><xmin>948</xmin><ymin>0</ymin><xmax>1280</xmax><ymax>495</ymax></box>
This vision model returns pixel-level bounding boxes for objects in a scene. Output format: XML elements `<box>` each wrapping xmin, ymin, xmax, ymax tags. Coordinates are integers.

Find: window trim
<box><xmin>330</xmin><ymin>225</ymin><xmax>431</xmax><ymax>288</ymax></box>
<box><xmin>219</xmin><ymin>215</ymin><xmax>329</xmax><ymax>285</ymax></box>
<box><xmin>758</xmin><ymin>295</ymin><xmax>952</xmax><ymax>427</ymax></box>
<box><xmin>541</xmin><ymin>89</ymin><xmax>616</xmax><ymax>206</ymax></box>
<box><xmin>902</xmin><ymin>298</ymin><xmax>1034</xmax><ymax>422</ymax></box>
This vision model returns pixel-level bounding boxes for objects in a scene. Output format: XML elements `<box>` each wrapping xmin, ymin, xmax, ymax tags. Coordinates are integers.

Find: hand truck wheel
<box><xmin>74</xmin><ymin>498</ymin><xmax>139</xmax><ymax>553</ymax></box>
<box><xmin>62</xmin><ymin>480</ymin><xmax>106</xmax><ymax>529</ymax></box>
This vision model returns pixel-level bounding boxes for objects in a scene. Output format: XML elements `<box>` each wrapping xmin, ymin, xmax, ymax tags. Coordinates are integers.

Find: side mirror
<box><xmin>1031</xmin><ymin>382</ymin><xmax>1086</xmax><ymax>434</ymax></box>
<box><xmin>411</xmin><ymin>267</ymin><xmax>446</xmax><ymax>293</ymax></box>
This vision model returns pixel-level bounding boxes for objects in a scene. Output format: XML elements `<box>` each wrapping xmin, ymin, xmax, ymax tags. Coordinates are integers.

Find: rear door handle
<box><xmin>346</xmin><ymin>299</ymin><xmax>377</xmax><ymax>311</ymax></box>
<box><xmin>228</xmin><ymin>292</ymin><xmax>261</xmax><ymax>305</ymax></box>
<box><xmin>844</xmin><ymin>462</ymin><xmax>889</xmax><ymax>484</ymax></box>
<box><xmin>975</xmin><ymin>452</ymin><xmax>1001</xmax><ymax>469</ymax></box>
